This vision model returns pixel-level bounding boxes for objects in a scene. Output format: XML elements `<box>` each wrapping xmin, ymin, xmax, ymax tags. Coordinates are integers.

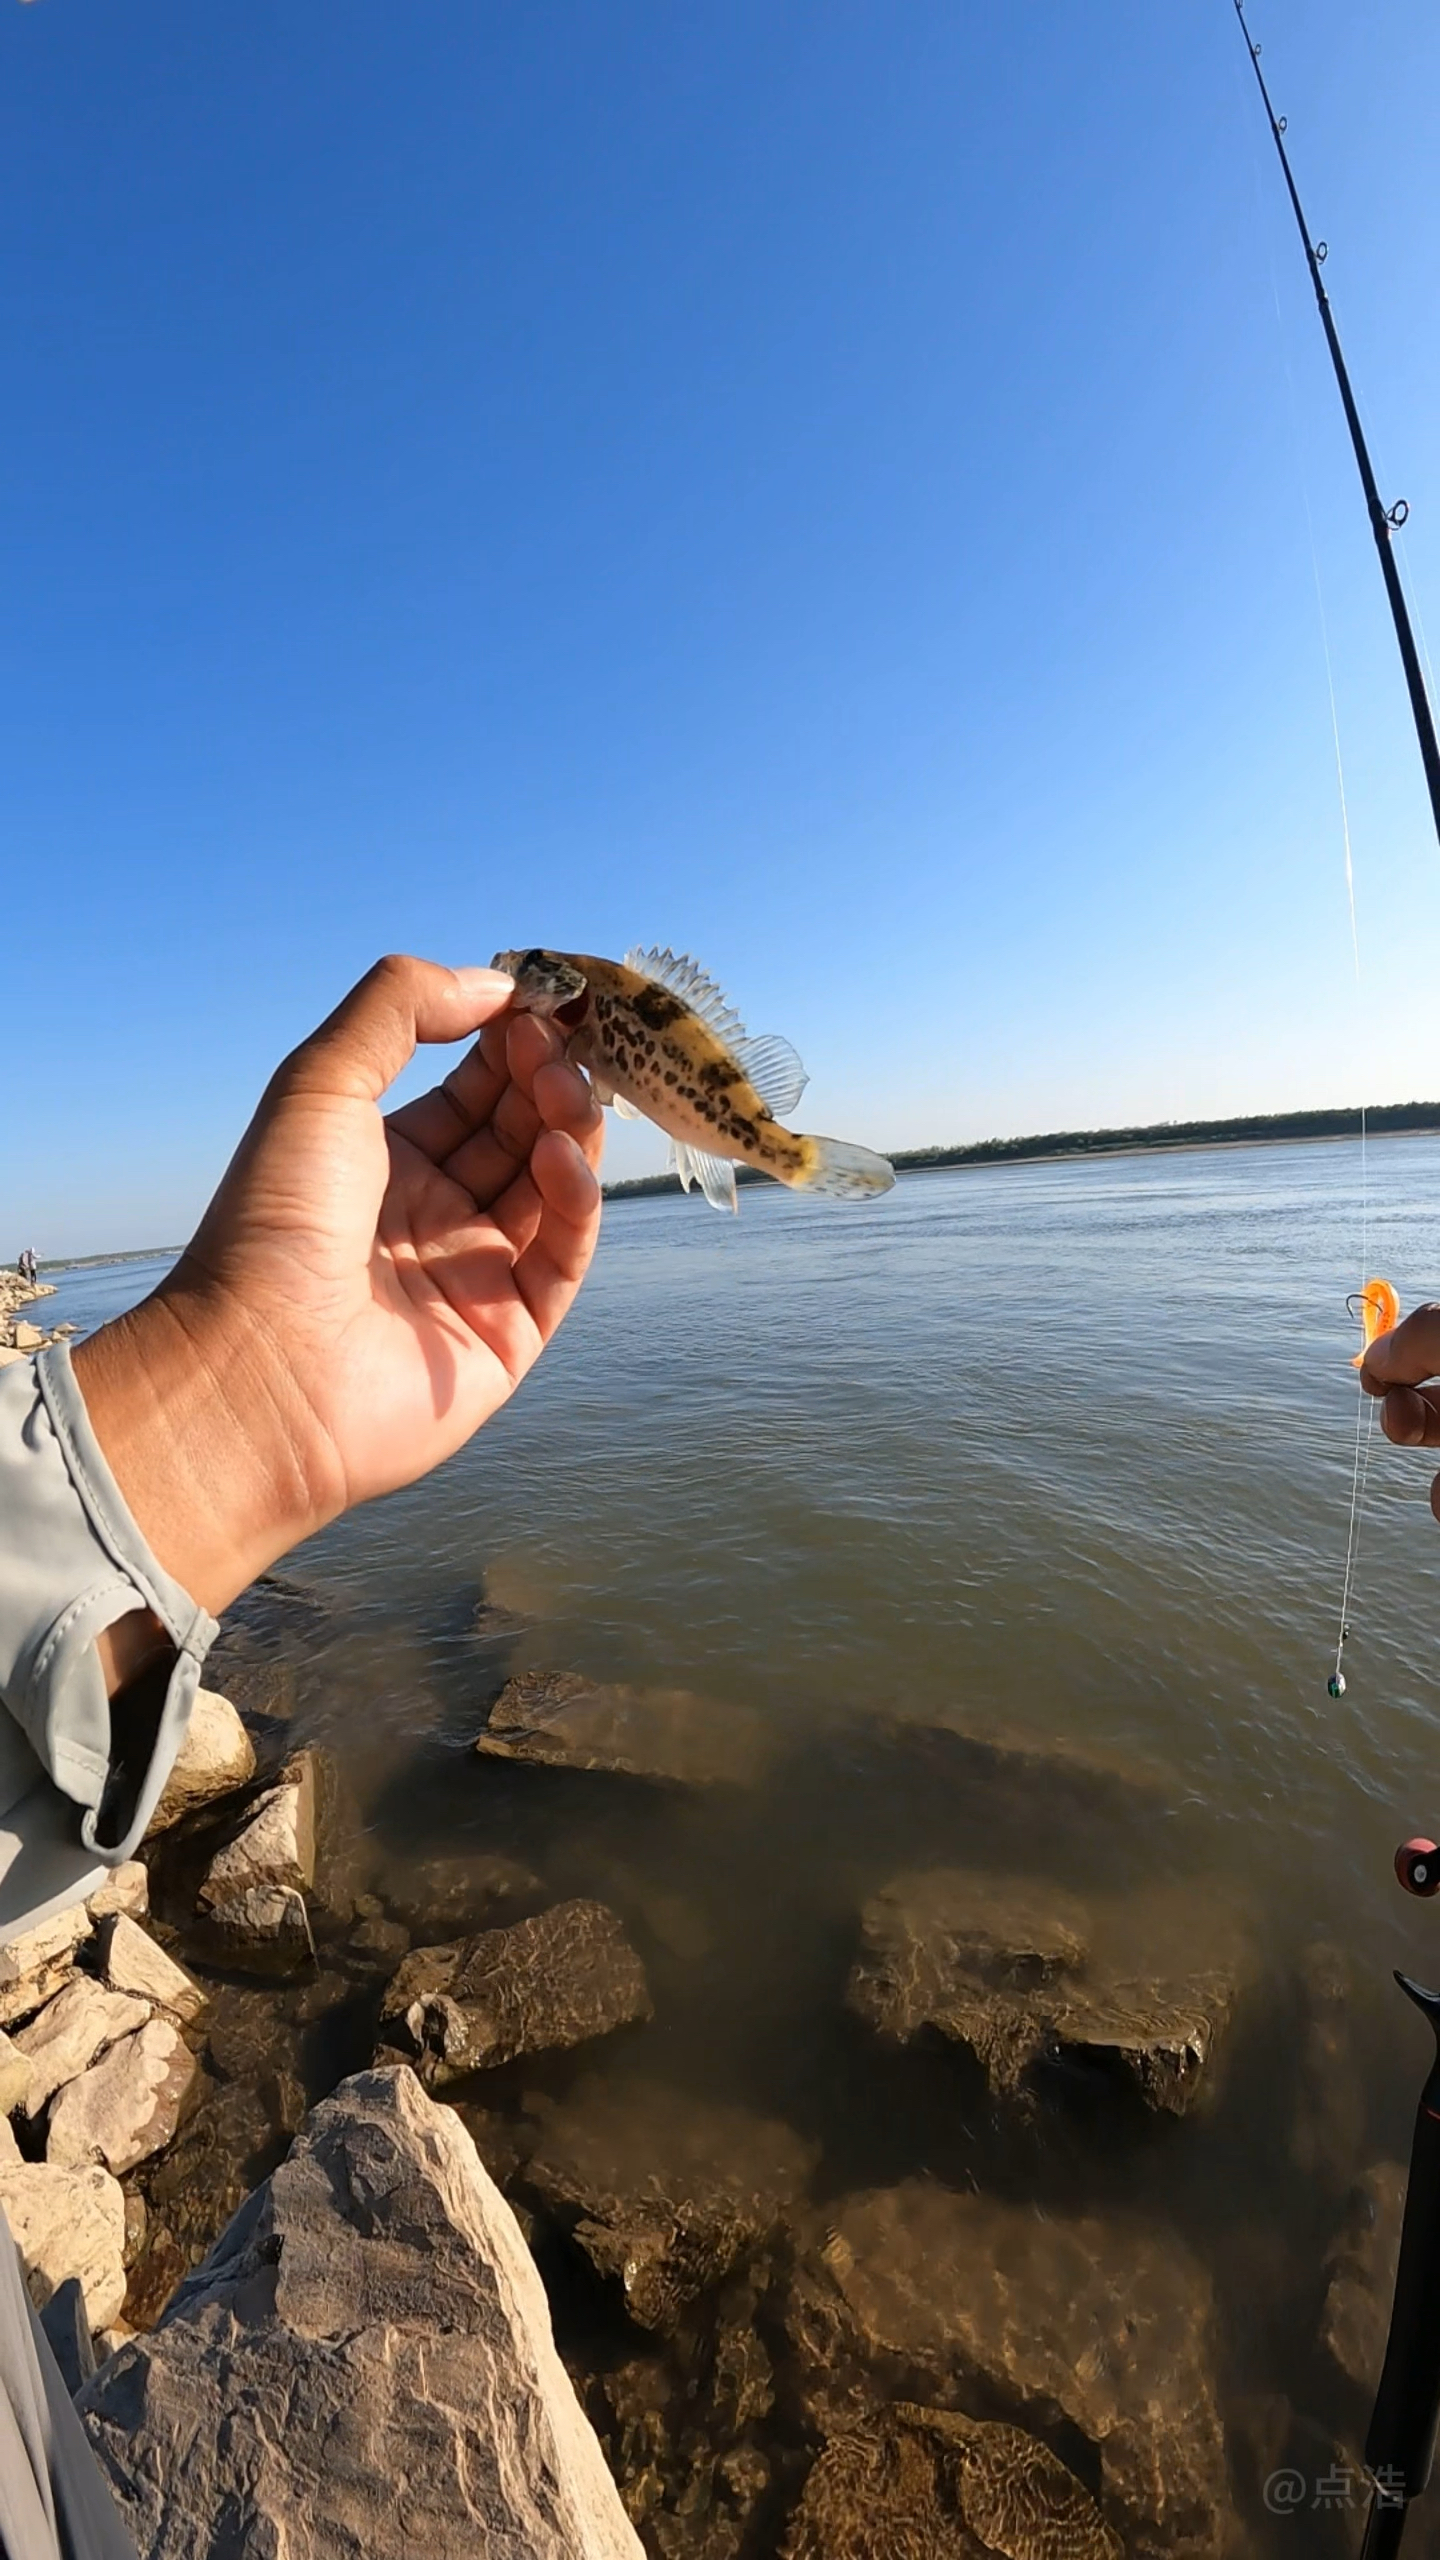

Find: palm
<box><xmin>181</xmin><ymin>977</ymin><xmax>604</xmax><ymax>1516</ymax></box>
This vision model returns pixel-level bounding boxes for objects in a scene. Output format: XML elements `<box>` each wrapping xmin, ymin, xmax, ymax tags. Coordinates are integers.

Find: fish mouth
<box><xmin>491</xmin><ymin>948</ymin><xmax>590</xmax><ymax>1021</ymax></box>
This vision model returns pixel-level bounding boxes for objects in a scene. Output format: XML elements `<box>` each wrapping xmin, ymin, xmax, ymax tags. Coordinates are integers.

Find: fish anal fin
<box><xmin>689</xmin><ymin>1147</ymin><xmax>739</xmax><ymax>1213</ymax></box>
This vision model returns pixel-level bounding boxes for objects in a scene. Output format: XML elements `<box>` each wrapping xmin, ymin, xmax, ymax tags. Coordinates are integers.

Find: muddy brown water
<box><xmin>43</xmin><ymin>1139</ymin><xmax>1440</xmax><ymax>2554</ymax></box>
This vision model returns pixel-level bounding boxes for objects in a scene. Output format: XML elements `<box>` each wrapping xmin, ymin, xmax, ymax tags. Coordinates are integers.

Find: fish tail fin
<box><xmin>792</xmin><ymin>1136</ymin><xmax>896</xmax><ymax>1200</ymax></box>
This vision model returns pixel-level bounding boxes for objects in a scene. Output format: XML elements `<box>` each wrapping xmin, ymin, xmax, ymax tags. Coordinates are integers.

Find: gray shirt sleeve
<box><xmin>0</xmin><ymin>1345</ymin><xmax>217</xmax><ymax>1941</ymax></box>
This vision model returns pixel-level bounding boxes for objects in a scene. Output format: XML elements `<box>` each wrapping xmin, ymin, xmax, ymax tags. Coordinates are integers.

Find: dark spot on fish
<box><xmin>632</xmin><ymin>986</ymin><xmax>685</xmax><ymax>1031</ymax></box>
<box><xmin>698</xmin><ymin>1059</ymin><xmax>740</xmax><ymax>1093</ymax></box>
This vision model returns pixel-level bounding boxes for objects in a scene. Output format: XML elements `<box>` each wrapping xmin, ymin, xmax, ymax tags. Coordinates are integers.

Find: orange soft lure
<box><xmin>1351</xmin><ymin>1276</ymin><xmax>1400</xmax><ymax>1368</ymax></box>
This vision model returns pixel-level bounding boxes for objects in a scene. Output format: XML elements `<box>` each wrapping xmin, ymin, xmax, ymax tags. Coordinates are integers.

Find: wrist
<box><xmin>72</xmin><ymin>1265</ymin><xmax>338</xmax><ymax>1619</ymax></box>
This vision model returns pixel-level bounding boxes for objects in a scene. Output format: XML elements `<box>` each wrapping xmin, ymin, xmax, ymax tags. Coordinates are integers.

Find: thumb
<box><xmin>273</xmin><ymin>956</ymin><xmax>516</xmax><ymax>1107</ymax></box>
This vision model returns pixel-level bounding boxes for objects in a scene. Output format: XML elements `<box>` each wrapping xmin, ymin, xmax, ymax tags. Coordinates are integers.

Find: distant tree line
<box><xmin>601</xmin><ymin>1101</ymin><xmax>1440</xmax><ymax>1200</ymax></box>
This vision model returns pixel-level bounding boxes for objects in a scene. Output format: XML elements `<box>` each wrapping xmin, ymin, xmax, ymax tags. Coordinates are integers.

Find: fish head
<box><xmin>491</xmin><ymin>948</ymin><xmax>591</xmax><ymax>1027</ymax></box>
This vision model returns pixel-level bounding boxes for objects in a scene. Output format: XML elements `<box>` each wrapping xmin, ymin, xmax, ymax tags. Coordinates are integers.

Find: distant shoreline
<box><xmin>32</xmin><ymin>1101</ymin><xmax>1440</xmax><ymax>1260</ymax></box>
<box><xmin>601</xmin><ymin>1101</ymin><xmax>1440</xmax><ymax>1200</ymax></box>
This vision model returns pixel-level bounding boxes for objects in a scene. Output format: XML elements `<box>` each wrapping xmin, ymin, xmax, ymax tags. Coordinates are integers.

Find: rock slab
<box><xmin>14</xmin><ymin>1977</ymin><xmax>151</xmax><ymax>2116</ymax></box>
<box><xmin>98</xmin><ymin>1912</ymin><xmax>206</xmax><ymax>2024</ymax></box>
<box><xmin>47</xmin><ymin>2017</ymin><xmax>198</xmax><ymax>2174</ymax></box>
<box><xmin>78</xmin><ymin>2065</ymin><xmax>645</xmax><ymax>2560</ymax></box>
<box><xmin>197</xmin><ymin>1749</ymin><xmax>317</xmax><ymax>1958</ymax></box>
<box><xmin>476</xmin><ymin>1669</ymin><xmax>771</xmax><ymax>1787</ymax></box>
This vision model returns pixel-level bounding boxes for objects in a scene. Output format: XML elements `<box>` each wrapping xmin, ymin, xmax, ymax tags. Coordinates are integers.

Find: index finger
<box><xmin>1360</xmin><ymin>1303</ymin><xmax>1440</xmax><ymax>1396</ymax></box>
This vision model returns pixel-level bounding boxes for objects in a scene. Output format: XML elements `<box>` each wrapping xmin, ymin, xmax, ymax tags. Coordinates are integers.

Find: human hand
<box><xmin>1360</xmin><ymin>1304</ymin><xmax>1440</xmax><ymax>1523</ymax></box>
<box><xmin>74</xmin><ymin>955</ymin><xmax>604</xmax><ymax>1630</ymax></box>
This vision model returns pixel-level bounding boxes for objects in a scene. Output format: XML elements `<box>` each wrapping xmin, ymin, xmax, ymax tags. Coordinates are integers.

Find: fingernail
<box><xmin>453</xmin><ymin>965</ymin><xmax>515</xmax><ymax>1002</ymax></box>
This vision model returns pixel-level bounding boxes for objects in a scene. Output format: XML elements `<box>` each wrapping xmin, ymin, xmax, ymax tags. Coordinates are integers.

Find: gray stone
<box><xmin>87</xmin><ymin>1862</ymin><xmax>150</xmax><ymax>1922</ymax></box>
<box><xmin>0</xmin><ymin>2159</ymin><xmax>127</xmax><ymax>2329</ymax></box>
<box><xmin>0</xmin><ymin>1903</ymin><xmax>91</xmax><ymax>2028</ymax></box>
<box><xmin>784</xmin><ymin>2178</ymin><xmax>1228</xmax><ymax>2556</ymax></box>
<box><xmin>13</xmin><ymin>1977</ymin><xmax>151</xmax><ymax>2116</ymax></box>
<box><xmin>98</xmin><ymin>1912</ymin><xmax>206</xmax><ymax>2024</ymax></box>
<box><xmin>47</xmin><ymin>2017</ymin><xmax>198</xmax><ymax>2174</ymax></box>
<box><xmin>197</xmin><ymin>1750</ymin><xmax>317</xmax><ymax>1959</ymax></box>
<box><xmin>77</xmin><ymin>2066</ymin><xmax>645</xmax><ymax>2560</ymax></box>
<box><xmin>476</xmin><ymin>1669</ymin><xmax>772</xmax><ymax>1787</ymax></box>
<box><xmin>147</xmin><ymin>1687</ymin><xmax>257</xmax><ymax>1833</ymax></box>
<box><xmin>380</xmin><ymin>1900</ymin><xmax>652</xmax><ymax>2086</ymax></box>
<box><xmin>1320</xmin><ymin>2163</ymin><xmax>1408</xmax><ymax>2401</ymax></box>
<box><xmin>523</xmin><ymin>2075</ymin><xmax>815</xmax><ymax>2331</ymax></box>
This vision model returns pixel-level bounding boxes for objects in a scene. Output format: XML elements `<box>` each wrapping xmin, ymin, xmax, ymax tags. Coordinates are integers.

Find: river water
<box><xmin>40</xmin><ymin>1137</ymin><xmax>1440</xmax><ymax>2545</ymax></box>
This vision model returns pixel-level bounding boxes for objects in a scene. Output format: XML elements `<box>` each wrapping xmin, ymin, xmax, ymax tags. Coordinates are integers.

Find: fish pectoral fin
<box><xmin>624</xmin><ymin>945</ymin><xmax>747</xmax><ymax>1047</ymax></box>
<box><xmin>688</xmin><ymin>1146</ymin><xmax>740</xmax><ymax>1214</ymax></box>
<box><xmin>589</xmin><ymin>1074</ymin><xmax>616</xmax><ymax>1107</ymax></box>
<box><xmin>668</xmin><ymin>1140</ymin><xmax>695</xmax><ymax>1192</ymax></box>
<box><xmin>612</xmin><ymin>1094</ymin><xmax>644</xmax><ymax>1121</ymax></box>
<box><xmin>731</xmin><ymin>1032</ymin><xmax>808</xmax><ymax>1119</ymax></box>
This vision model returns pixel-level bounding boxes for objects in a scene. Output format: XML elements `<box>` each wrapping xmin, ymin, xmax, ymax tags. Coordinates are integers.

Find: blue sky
<box><xmin>3</xmin><ymin>0</ymin><xmax>1439</xmax><ymax>1255</ymax></box>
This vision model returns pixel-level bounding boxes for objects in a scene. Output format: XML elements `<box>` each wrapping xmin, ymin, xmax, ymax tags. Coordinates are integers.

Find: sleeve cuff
<box><xmin>0</xmin><ymin>1341</ymin><xmax>218</xmax><ymax>1872</ymax></box>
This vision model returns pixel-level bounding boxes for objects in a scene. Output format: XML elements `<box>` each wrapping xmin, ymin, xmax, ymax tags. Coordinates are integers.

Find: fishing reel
<box><xmin>1396</xmin><ymin>1840</ymin><xmax>1440</xmax><ymax>1899</ymax></box>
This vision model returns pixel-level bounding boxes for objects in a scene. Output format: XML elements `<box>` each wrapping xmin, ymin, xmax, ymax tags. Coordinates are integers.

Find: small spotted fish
<box><xmin>494</xmin><ymin>944</ymin><xmax>896</xmax><ymax>1214</ymax></box>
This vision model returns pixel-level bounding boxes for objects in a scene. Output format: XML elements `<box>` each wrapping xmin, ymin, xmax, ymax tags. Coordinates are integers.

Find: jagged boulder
<box><xmin>196</xmin><ymin>1750</ymin><xmax>317</xmax><ymax>1962</ymax></box>
<box><xmin>78</xmin><ymin>2066</ymin><xmax>645</xmax><ymax>2560</ymax></box>
<box><xmin>47</xmin><ymin>2018</ymin><xmax>198</xmax><ymax>2174</ymax></box>
<box><xmin>13</xmin><ymin>1977</ymin><xmax>151</xmax><ymax>2117</ymax></box>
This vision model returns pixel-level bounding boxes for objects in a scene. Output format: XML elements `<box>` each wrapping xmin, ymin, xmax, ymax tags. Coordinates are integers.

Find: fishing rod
<box><xmin>1234</xmin><ymin>11</ymin><xmax>1440</xmax><ymax>2555</ymax></box>
<box><xmin>1233</xmin><ymin>0</ymin><xmax>1440</xmax><ymax>851</ymax></box>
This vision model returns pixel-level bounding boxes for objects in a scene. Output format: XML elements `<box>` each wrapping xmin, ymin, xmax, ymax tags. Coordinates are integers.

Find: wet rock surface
<box><xmin>1320</xmin><ymin>2162</ymin><xmax>1407</xmax><ymax>2404</ymax></box>
<box><xmin>477</xmin><ymin>1669</ymin><xmax>773</xmax><ymax>1786</ymax></box>
<box><xmin>781</xmin><ymin>2415</ymin><xmax>990</xmax><ymax>2560</ymax></box>
<box><xmin>524</xmin><ymin>2073</ymin><xmax>816</xmax><ymax>2330</ymax></box>
<box><xmin>79</xmin><ymin>2067</ymin><xmax>645</xmax><ymax>2560</ymax></box>
<box><xmin>848</xmin><ymin>1869</ymin><xmax>1249</xmax><ymax>2116</ymax></box>
<box><xmin>782</xmin><ymin>2177</ymin><xmax>1229</xmax><ymax>2554</ymax></box>
<box><xmin>379</xmin><ymin>1899</ymin><xmax>653</xmax><ymax>2085</ymax></box>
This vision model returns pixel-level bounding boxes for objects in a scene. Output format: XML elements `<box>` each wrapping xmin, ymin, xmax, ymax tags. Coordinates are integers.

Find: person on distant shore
<box><xmin>0</xmin><ymin>954</ymin><xmax>602</xmax><ymax>2558</ymax></box>
<box><xmin>15</xmin><ymin>1251</ymin><xmax>36</xmax><ymax>1288</ymax></box>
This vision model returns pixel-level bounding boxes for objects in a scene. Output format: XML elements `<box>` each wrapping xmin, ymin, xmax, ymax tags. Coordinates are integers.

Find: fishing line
<box><xmin>1233</xmin><ymin>39</ymin><xmax>1375</xmax><ymax>1686</ymax></box>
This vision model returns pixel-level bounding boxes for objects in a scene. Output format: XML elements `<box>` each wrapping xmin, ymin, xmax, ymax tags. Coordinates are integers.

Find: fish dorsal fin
<box><xmin>668</xmin><ymin>1138</ymin><xmax>739</xmax><ymax>1213</ymax></box>
<box><xmin>731</xmin><ymin>1032</ymin><xmax>808</xmax><ymax>1121</ymax></box>
<box><xmin>625</xmin><ymin>945</ymin><xmax>747</xmax><ymax>1048</ymax></box>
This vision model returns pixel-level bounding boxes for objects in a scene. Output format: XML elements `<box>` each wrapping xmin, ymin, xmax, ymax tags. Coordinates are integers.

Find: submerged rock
<box><xmin>782</xmin><ymin>2416</ymin><xmax>987</xmax><ymax>2560</ymax></box>
<box><xmin>0</xmin><ymin>2159</ymin><xmax>127</xmax><ymax>2330</ymax></box>
<box><xmin>523</xmin><ymin>2074</ymin><xmax>815</xmax><ymax>2331</ymax></box>
<box><xmin>848</xmin><ymin>1871</ymin><xmax>1248</xmax><ymax>2116</ymax></box>
<box><xmin>1320</xmin><ymin>2163</ymin><xmax>1407</xmax><ymax>2403</ymax></box>
<box><xmin>476</xmin><ymin>1669</ymin><xmax>772</xmax><ymax>1787</ymax></box>
<box><xmin>875</xmin><ymin>1706</ymin><xmax>1170</xmax><ymax>1812</ymax></box>
<box><xmin>47</xmin><ymin>2018</ymin><xmax>198</xmax><ymax>2175</ymax></box>
<box><xmin>783</xmin><ymin>2177</ymin><xmax>1228</xmax><ymax>2555</ymax></box>
<box><xmin>379</xmin><ymin>1899</ymin><xmax>652</xmax><ymax>2087</ymax></box>
<box><xmin>1291</xmin><ymin>1940</ymin><xmax>1367</xmax><ymax>2195</ymax></box>
<box><xmin>78</xmin><ymin>2066</ymin><xmax>645</xmax><ymax>2560</ymax></box>
<box><xmin>896</xmin><ymin>2406</ymin><xmax>1123</xmax><ymax>2559</ymax></box>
